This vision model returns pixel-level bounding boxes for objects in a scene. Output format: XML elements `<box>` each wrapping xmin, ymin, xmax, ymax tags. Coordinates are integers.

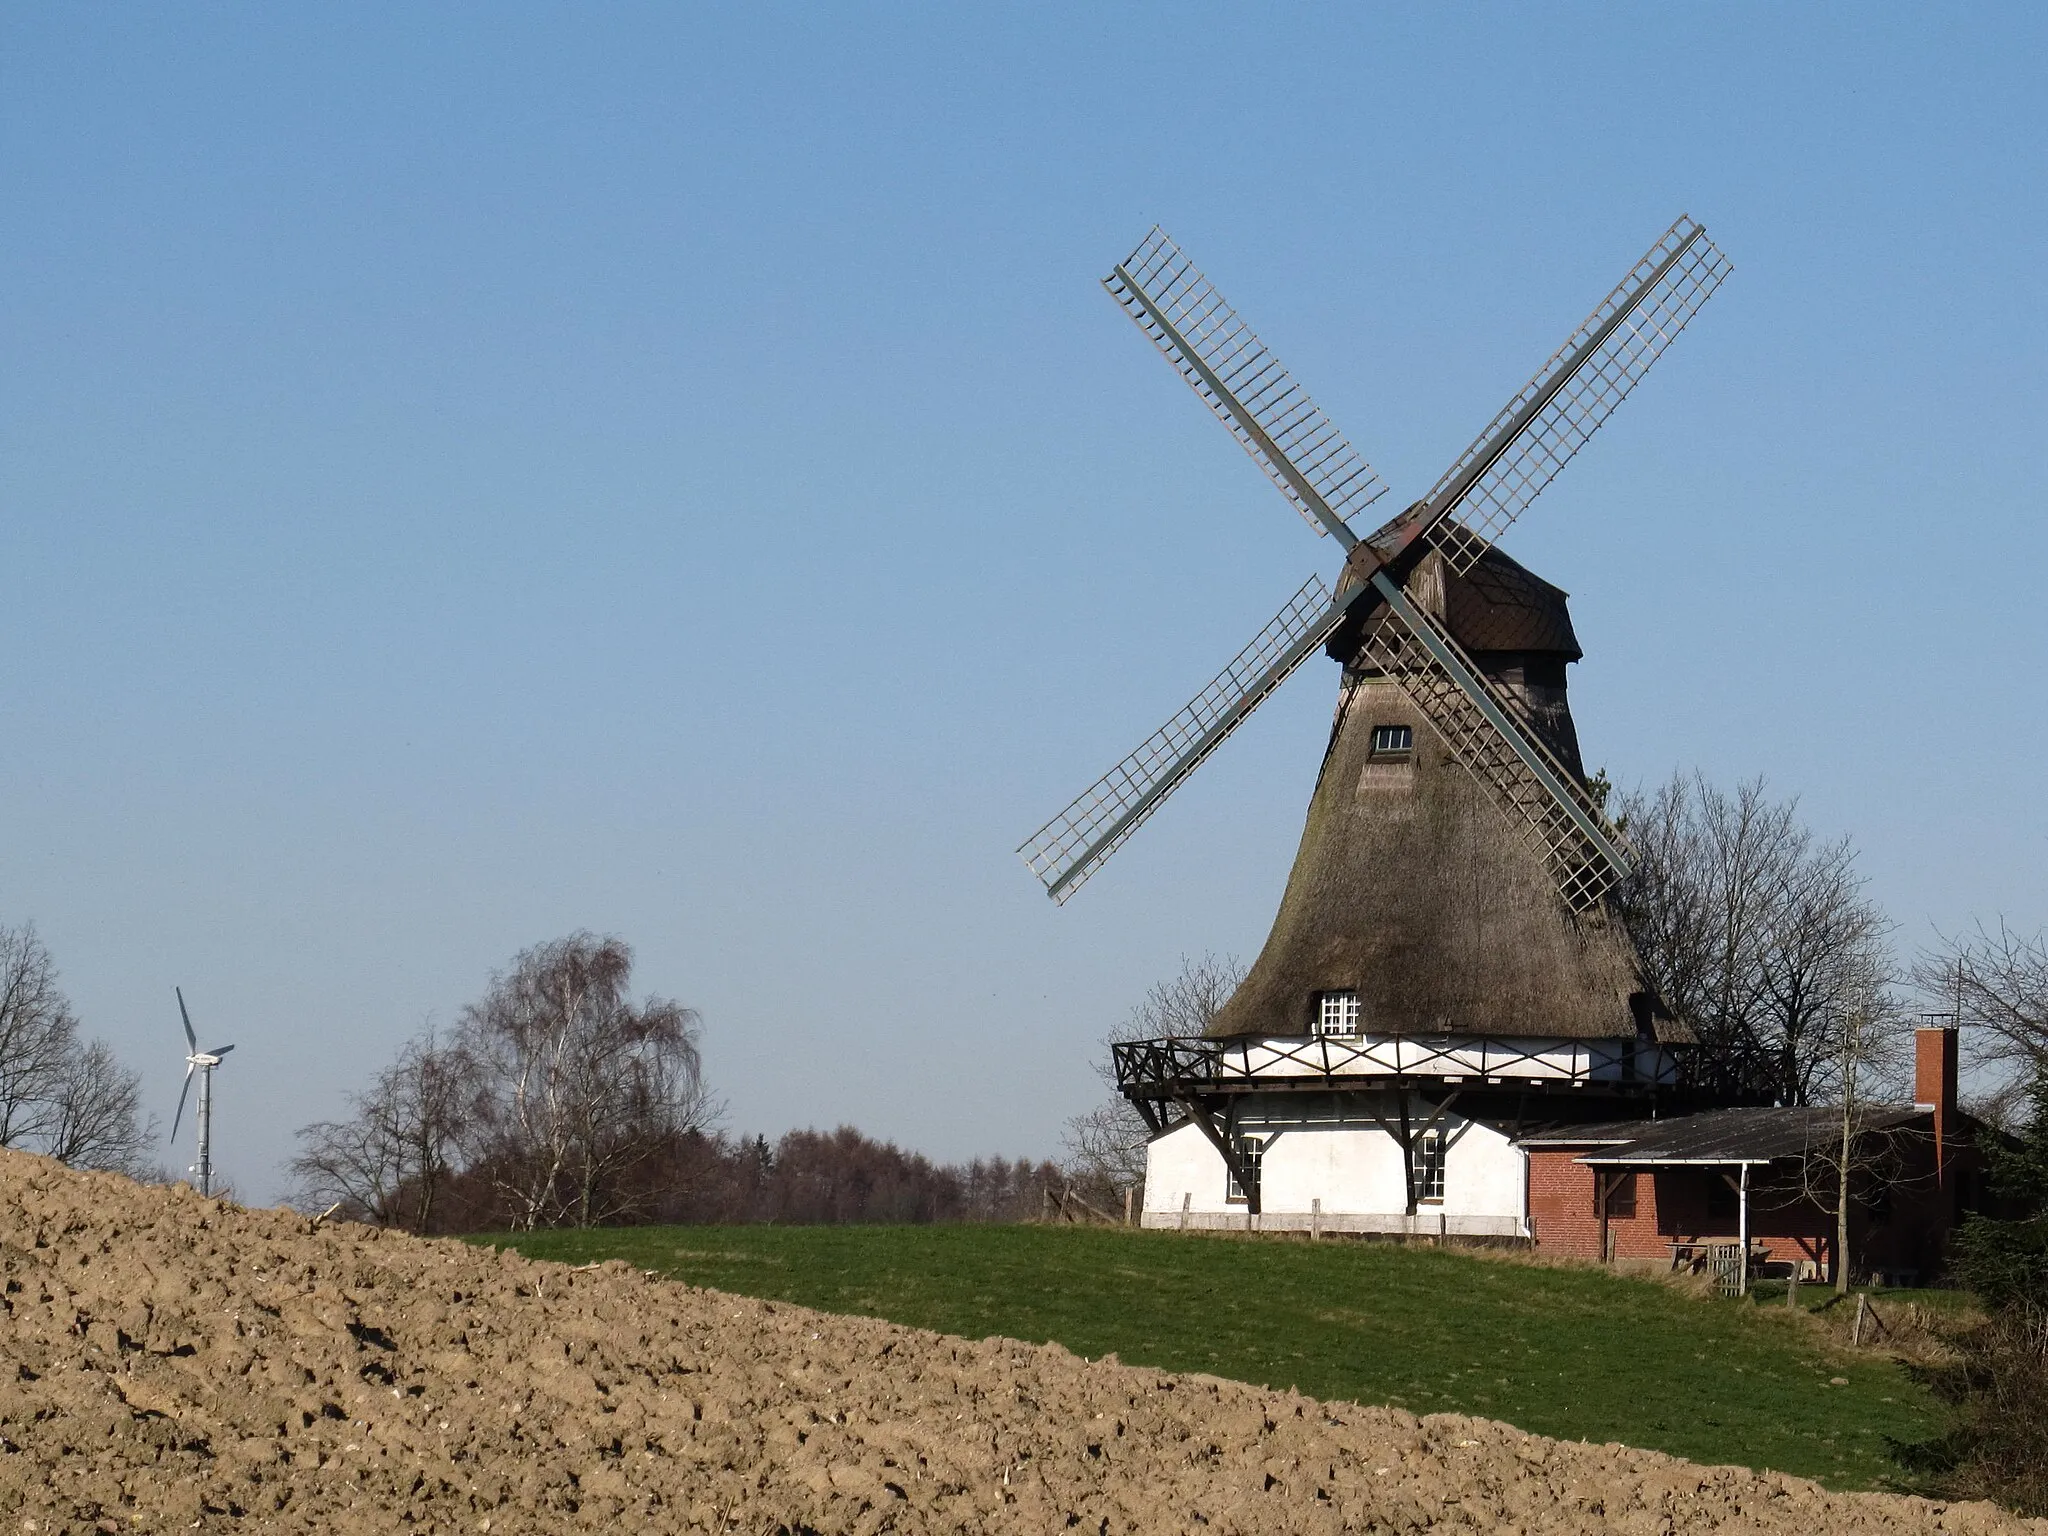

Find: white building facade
<box><xmin>1142</xmin><ymin>1096</ymin><xmax>1529</xmax><ymax>1236</ymax></box>
<box><xmin>1127</xmin><ymin>1029</ymin><xmax>1681</xmax><ymax>1236</ymax></box>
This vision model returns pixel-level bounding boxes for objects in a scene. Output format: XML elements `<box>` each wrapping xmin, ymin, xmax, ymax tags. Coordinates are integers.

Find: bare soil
<box><xmin>0</xmin><ymin>1151</ymin><xmax>2033</xmax><ymax>1534</ymax></box>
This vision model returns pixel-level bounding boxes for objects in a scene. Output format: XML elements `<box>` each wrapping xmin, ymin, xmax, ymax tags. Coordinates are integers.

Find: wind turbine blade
<box><xmin>1399</xmin><ymin>215</ymin><xmax>1731</xmax><ymax>575</ymax></box>
<box><xmin>1020</xmin><ymin>575</ymin><xmax>1351</xmax><ymax>902</ymax></box>
<box><xmin>1106</xmin><ymin>228</ymin><xmax>1388</xmax><ymax>544</ymax></box>
<box><xmin>208</xmin><ymin>1044</ymin><xmax>234</xmax><ymax>1057</ymax></box>
<box><xmin>170</xmin><ymin>1064</ymin><xmax>195</xmax><ymax>1142</ymax></box>
<box><xmin>1358</xmin><ymin>569</ymin><xmax>1630</xmax><ymax>911</ymax></box>
<box><xmin>176</xmin><ymin>986</ymin><xmax>197</xmax><ymax>1052</ymax></box>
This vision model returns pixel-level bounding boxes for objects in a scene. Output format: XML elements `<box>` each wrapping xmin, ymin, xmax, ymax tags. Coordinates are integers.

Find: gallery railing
<box><xmin>1112</xmin><ymin>1032</ymin><xmax>1783</xmax><ymax>1107</ymax></box>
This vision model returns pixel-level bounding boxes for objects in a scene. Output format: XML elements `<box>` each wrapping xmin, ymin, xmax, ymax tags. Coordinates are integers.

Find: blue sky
<box><xmin>4</xmin><ymin>5</ymin><xmax>2044</xmax><ymax>1199</ymax></box>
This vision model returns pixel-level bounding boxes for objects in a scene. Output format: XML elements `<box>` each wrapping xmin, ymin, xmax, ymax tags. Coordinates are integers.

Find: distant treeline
<box><xmin>287</xmin><ymin>935</ymin><xmax>1076</xmax><ymax>1235</ymax></box>
<box><xmin>416</xmin><ymin>1127</ymin><xmax>1064</xmax><ymax>1235</ymax></box>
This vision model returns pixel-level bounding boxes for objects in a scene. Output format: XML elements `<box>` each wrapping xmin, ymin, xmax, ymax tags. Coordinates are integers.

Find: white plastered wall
<box><xmin>1141</xmin><ymin>1094</ymin><xmax>1526</xmax><ymax>1235</ymax></box>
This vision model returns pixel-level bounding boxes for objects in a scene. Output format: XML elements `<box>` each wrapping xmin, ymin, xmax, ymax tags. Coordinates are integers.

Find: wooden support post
<box><xmin>1787</xmin><ymin>1270</ymin><xmax>1800</xmax><ymax>1310</ymax></box>
<box><xmin>1853</xmin><ymin>1292</ymin><xmax>1868</xmax><ymax>1347</ymax></box>
<box><xmin>1737</xmin><ymin>1164</ymin><xmax>1751</xmax><ymax>1298</ymax></box>
<box><xmin>1311</xmin><ymin>1197</ymin><xmax>1322</xmax><ymax>1242</ymax></box>
<box><xmin>1123</xmin><ymin>1186</ymin><xmax>1134</xmax><ymax>1228</ymax></box>
<box><xmin>1178</xmin><ymin>1191</ymin><xmax>1191</xmax><ymax>1232</ymax></box>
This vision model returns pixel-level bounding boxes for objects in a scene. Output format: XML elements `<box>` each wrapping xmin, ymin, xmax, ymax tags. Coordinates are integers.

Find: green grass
<box><xmin>471</xmin><ymin>1224</ymin><xmax>1947</xmax><ymax>1491</ymax></box>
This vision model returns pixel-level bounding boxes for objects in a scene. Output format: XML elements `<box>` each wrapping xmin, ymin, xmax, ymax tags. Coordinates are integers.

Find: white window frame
<box><xmin>1370</xmin><ymin>724</ymin><xmax>1414</xmax><ymax>757</ymax></box>
<box><xmin>1225</xmin><ymin>1134</ymin><xmax>1265</xmax><ymax>1204</ymax></box>
<box><xmin>1413</xmin><ymin>1128</ymin><xmax>1447</xmax><ymax>1204</ymax></box>
<box><xmin>1316</xmin><ymin>989</ymin><xmax>1361</xmax><ymax>1037</ymax></box>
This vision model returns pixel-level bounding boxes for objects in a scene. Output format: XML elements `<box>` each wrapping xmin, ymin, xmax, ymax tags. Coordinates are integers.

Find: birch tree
<box><xmin>453</xmin><ymin>934</ymin><xmax>715</xmax><ymax>1229</ymax></box>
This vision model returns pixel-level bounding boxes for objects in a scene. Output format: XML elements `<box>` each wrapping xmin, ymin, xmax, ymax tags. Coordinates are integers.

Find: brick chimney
<box><xmin>1915</xmin><ymin>1025</ymin><xmax>1959</xmax><ymax>1176</ymax></box>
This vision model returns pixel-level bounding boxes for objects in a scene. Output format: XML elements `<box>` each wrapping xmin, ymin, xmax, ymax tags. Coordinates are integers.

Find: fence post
<box><xmin>1123</xmin><ymin>1186</ymin><xmax>1134</xmax><ymax>1228</ymax></box>
<box><xmin>1178</xmin><ymin>1192</ymin><xmax>1191</xmax><ymax>1232</ymax></box>
<box><xmin>1787</xmin><ymin>1271</ymin><xmax>1800</xmax><ymax>1310</ymax></box>
<box><xmin>1311</xmin><ymin>1197</ymin><xmax>1322</xmax><ymax>1242</ymax></box>
<box><xmin>1852</xmin><ymin>1293</ymin><xmax>1868</xmax><ymax>1347</ymax></box>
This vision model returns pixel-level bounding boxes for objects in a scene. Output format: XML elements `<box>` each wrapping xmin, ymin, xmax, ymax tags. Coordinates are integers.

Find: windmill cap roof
<box><xmin>1337</xmin><ymin>539</ymin><xmax>1583</xmax><ymax>664</ymax></box>
<box><xmin>1441</xmin><ymin>544</ymin><xmax>1582</xmax><ymax>658</ymax></box>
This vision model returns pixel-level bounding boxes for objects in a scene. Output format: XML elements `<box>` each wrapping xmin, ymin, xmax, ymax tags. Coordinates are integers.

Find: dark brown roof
<box><xmin>1517</xmin><ymin>1106</ymin><xmax>1927</xmax><ymax>1164</ymax></box>
<box><xmin>1443</xmin><ymin>545</ymin><xmax>1581</xmax><ymax>659</ymax></box>
<box><xmin>1329</xmin><ymin>540</ymin><xmax>1582</xmax><ymax>672</ymax></box>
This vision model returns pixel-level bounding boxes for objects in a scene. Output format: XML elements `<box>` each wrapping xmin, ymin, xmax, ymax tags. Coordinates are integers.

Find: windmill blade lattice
<box><xmin>1419</xmin><ymin>216</ymin><xmax>1732</xmax><ymax>575</ymax></box>
<box><xmin>1107</xmin><ymin>229</ymin><xmax>1389</xmax><ymax>541</ymax></box>
<box><xmin>1020</xmin><ymin>575</ymin><xmax>1347</xmax><ymax>902</ymax></box>
<box><xmin>1356</xmin><ymin>575</ymin><xmax>1631</xmax><ymax>910</ymax></box>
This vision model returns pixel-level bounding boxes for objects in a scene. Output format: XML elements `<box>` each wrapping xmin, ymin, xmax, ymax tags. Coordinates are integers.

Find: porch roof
<box><xmin>1516</xmin><ymin>1105</ymin><xmax>1926</xmax><ymax>1167</ymax></box>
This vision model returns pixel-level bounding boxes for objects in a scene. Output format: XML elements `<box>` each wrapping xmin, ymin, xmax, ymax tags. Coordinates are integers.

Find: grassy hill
<box><xmin>475</xmin><ymin>1223</ymin><xmax>1946</xmax><ymax>1492</ymax></box>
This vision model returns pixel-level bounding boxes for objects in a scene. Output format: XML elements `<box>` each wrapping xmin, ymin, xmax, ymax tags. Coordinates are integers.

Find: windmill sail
<box><xmin>1419</xmin><ymin>215</ymin><xmax>1732</xmax><ymax>574</ymax></box>
<box><xmin>1023</xmin><ymin>216</ymin><xmax>1721</xmax><ymax>905</ymax></box>
<box><xmin>1357</xmin><ymin>570</ymin><xmax>1630</xmax><ymax>910</ymax></box>
<box><xmin>1107</xmin><ymin>229</ymin><xmax>1389</xmax><ymax>541</ymax></box>
<box><xmin>1020</xmin><ymin>576</ymin><xmax>1347</xmax><ymax>902</ymax></box>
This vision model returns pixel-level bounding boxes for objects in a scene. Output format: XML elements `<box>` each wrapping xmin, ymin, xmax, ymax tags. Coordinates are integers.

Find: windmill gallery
<box><xmin>1021</xmin><ymin>218</ymin><xmax>1987</xmax><ymax>1284</ymax></box>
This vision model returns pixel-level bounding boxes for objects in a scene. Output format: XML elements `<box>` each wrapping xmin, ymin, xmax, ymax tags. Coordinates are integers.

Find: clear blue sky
<box><xmin>4</xmin><ymin>6</ymin><xmax>2044</xmax><ymax>1200</ymax></box>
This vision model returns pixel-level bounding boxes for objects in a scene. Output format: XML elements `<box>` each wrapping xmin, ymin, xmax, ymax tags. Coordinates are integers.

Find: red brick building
<box><xmin>1519</xmin><ymin>1028</ymin><xmax>1992</xmax><ymax>1284</ymax></box>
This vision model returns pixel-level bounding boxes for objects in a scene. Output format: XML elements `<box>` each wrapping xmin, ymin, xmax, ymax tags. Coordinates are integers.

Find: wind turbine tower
<box><xmin>170</xmin><ymin>987</ymin><xmax>235</xmax><ymax>1197</ymax></box>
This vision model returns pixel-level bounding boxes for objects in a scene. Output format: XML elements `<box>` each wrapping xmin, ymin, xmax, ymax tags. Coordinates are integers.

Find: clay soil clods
<box><xmin>0</xmin><ymin>1151</ymin><xmax>2033</xmax><ymax>1534</ymax></box>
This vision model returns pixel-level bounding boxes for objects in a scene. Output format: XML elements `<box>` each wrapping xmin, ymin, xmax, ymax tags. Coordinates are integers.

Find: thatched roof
<box><xmin>1210</xmin><ymin>549</ymin><xmax>1679</xmax><ymax>1046</ymax></box>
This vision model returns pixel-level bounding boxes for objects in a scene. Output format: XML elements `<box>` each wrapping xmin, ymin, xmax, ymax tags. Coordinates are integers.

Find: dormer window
<box><xmin>1370</xmin><ymin>724</ymin><xmax>1413</xmax><ymax>760</ymax></box>
<box><xmin>1316</xmin><ymin>989</ymin><xmax>1361</xmax><ymax>1036</ymax></box>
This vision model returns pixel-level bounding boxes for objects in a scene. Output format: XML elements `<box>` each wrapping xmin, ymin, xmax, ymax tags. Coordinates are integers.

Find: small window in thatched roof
<box><xmin>1369</xmin><ymin>724</ymin><xmax>1413</xmax><ymax>759</ymax></box>
<box><xmin>1316</xmin><ymin>990</ymin><xmax>1361</xmax><ymax>1036</ymax></box>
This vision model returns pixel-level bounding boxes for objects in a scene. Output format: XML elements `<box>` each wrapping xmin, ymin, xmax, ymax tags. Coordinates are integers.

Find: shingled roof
<box><xmin>1328</xmin><ymin>539</ymin><xmax>1582</xmax><ymax>668</ymax></box>
<box><xmin>1517</xmin><ymin>1105</ymin><xmax>1928</xmax><ymax>1165</ymax></box>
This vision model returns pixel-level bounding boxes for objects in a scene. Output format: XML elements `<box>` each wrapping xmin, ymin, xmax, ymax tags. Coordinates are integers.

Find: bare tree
<box><xmin>1915</xmin><ymin>922</ymin><xmax>2048</xmax><ymax>1093</ymax></box>
<box><xmin>289</xmin><ymin>1032</ymin><xmax>462</xmax><ymax>1232</ymax></box>
<box><xmin>1614</xmin><ymin>774</ymin><xmax>1893</xmax><ymax>1103</ymax></box>
<box><xmin>1755</xmin><ymin>835</ymin><xmax>1900</xmax><ymax>1105</ymax></box>
<box><xmin>1062</xmin><ymin>952</ymin><xmax>1244</xmax><ymax>1200</ymax></box>
<box><xmin>44</xmin><ymin>1039</ymin><xmax>152</xmax><ymax>1174</ymax></box>
<box><xmin>0</xmin><ymin>923</ymin><xmax>80</xmax><ymax>1149</ymax></box>
<box><xmin>454</xmin><ymin>933</ymin><xmax>717</xmax><ymax>1230</ymax></box>
<box><xmin>1786</xmin><ymin>980</ymin><xmax>1913</xmax><ymax>1293</ymax></box>
<box><xmin>0</xmin><ymin>923</ymin><xmax>151</xmax><ymax>1173</ymax></box>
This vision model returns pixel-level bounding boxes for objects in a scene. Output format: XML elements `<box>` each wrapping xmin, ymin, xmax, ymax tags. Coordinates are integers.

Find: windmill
<box><xmin>1021</xmin><ymin>216</ymin><xmax>1728</xmax><ymax>914</ymax></box>
<box><xmin>169</xmin><ymin>987</ymin><xmax>234</xmax><ymax>1197</ymax></box>
<box><xmin>1019</xmin><ymin>218</ymin><xmax>1738</xmax><ymax>1226</ymax></box>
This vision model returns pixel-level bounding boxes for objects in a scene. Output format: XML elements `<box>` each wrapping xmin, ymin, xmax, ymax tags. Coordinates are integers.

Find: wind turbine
<box><xmin>170</xmin><ymin>987</ymin><xmax>234</xmax><ymax>1197</ymax></box>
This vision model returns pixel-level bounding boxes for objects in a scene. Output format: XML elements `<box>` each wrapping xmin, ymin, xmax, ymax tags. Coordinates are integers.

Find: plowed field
<box><xmin>0</xmin><ymin>1152</ymin><xmax>2032</xmax><ymax>1534</ymax></box>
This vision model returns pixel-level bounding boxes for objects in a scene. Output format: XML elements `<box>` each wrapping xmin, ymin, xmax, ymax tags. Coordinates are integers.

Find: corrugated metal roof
<box><xmin>1517</xmin><ymin>1105</ymin><xmax>1927</xmax><ymax>1165</ymax></box>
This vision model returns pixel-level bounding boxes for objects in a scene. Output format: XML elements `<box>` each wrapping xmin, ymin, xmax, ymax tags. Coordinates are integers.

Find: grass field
<box><xmin>476</xmin><ymin>1223</ymin><xmax>1948</xmax><ymax>1491</ymax></box>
